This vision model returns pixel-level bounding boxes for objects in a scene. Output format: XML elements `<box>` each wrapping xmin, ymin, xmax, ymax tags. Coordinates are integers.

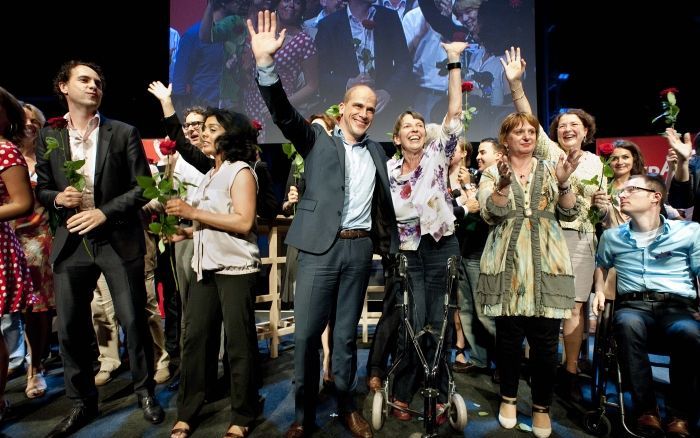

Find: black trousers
<box><xmin>155</xmin><ymin>241</ymin><xmax>181</xmax><ymax>359</ymax></box>
<box><xmin>293</xmin><ymin>237</ymin><xmax>373</xmax><ymax>427</ymax></box>
<box><xmin>496</xmin><ymin>316</ymin><xmax>561</xmax><ymax>407</ymax></box>
<box><xmin>366</xmin><ymin>274</ymin><xmax>400</xmax><ymax>379</ymax></box>
<box><xmin>177</xmin><ymin>271</ymin><xmax>259</xmax><ymax>426</ymax></box>
<box><xmin>614</xmin><ymin>299</ymin><xmax>700</xmax><ymax>419</ymax></box>
<box><xmin>53</xmin><ymin>239</ymin><xmax>154</xmax><ymax>407</ymax></box>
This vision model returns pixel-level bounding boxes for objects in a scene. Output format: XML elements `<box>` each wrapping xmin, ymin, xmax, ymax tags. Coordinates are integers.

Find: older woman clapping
<box><xmin>477</xmin><ymin>112</ymin><xmax>581</xmax><ymax>438</ymax></box>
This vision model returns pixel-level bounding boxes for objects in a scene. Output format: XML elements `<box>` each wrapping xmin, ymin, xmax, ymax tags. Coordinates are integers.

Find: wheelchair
<box><xmin>370</xmin><ymin>254</ymin><xmax>468</xmax><ymax>437</ymax></box>
<box><xmin>583</xmin><ymin>298</ymin><xmax>677</xmax><ymax>438</ymax></box>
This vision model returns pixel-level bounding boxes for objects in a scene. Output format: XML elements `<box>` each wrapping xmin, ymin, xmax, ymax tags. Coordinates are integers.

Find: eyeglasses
<box><xmin>619</xmin><ymin>186</ymin><xmax>657</xmax><ymax>196</ymax></box>
<box><xmin>183</xmin><ymin>121</ymin><xmax>204</xmax><ymax>129</ymax></box>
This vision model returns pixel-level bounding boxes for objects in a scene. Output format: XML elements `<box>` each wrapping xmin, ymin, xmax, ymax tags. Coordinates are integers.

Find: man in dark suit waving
<box><xmin>36</xmin><ymin>60</ymin><xmax>164</xmax><ymax>438</ymax></box>
<box><xmin>248</xmin><ymin>11</ymin><xmax>399</xmax><ymax>438</ymax></box>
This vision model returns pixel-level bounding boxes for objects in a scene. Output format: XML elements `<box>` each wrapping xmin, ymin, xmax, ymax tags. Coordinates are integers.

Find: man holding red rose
<box><xmin>35</xmin><ymin>60</ymin><xmax>164</xmax><ymax>437</ymax></box>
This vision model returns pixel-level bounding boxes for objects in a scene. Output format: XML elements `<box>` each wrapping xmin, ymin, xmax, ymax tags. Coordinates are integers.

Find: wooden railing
<box><xmin>256</xmin><ymin>216</ymin><xmax>293</xmax><ymax>358</ymax></box>
<box><xmin>255</xmin><ymin>216</ymin><xmax>385</xmax><ymax>357</ymax></box>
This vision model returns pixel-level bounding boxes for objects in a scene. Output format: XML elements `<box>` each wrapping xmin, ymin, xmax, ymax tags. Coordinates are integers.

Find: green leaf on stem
<box><xmin>149</xmin><ymin>222</ymin><xmax>162</xmax><ymax>234</ymax></box>
<box><xmin>143</xmin><ymin>187</ymin><xmax>160</xmax><ymax>200</ymax></box>
<box><xmin>137</xmin><ymin>175</ymin><xmax>156</xmax><ymax>189</ymax></box>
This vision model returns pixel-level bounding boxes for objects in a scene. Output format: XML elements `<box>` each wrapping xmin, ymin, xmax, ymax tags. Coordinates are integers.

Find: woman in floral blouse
<box><xmin>503</xmin><ymin>46</ymin><xmax>603</xmax><ymax>403</ymax></box>
<box><xmin>385</xmin><ymin>41</ymin><xmax>465</xmax><ymax>422</ymax></box>
<box><xmin>476</xmin><ymin>111</ymin><xmax>581</xmax><ymax>438</ymax></box>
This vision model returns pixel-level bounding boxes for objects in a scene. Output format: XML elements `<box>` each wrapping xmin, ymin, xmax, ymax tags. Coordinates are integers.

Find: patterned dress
<box><xmin>0</xmin><ymin>141</ymin><xmax>34</xmax><ymax>314</ymax></box>
<box><xmin>13</xmin><ymin>168</ymin><xmax>55</xmax><ymax>312</ymax></box>
<box><xmin>244</xmin><ymin>30</ymin><xmax>317</xmax><ymax>141</ymax></box>
<box><xmin>476</xmin><ymin>159</ymin><xmax>577</xmax><ymax>318</ymax></box>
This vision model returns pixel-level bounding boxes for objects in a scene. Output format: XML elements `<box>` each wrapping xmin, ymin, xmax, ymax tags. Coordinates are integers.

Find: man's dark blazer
<box><xmin>315</xmin><ymin>6</ymin><xmax>414</xmax><ymax>108</ymax></box>
<box><xmin>258</xmin><ymin>79</ymin><xmax>399</xmax><ymax>256</ymax></box>
<box><xmin>35</xmin><ymin>118</ymin><xmax>151</xmax><ymax>264</ymax></box>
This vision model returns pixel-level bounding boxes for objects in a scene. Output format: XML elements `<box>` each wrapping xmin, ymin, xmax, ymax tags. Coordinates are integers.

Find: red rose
<box><xmin>400</xmin><ymin>183</ymin><xmax>412</xmax><ymax>199</ymax></box>
<box><xmin>47</xmin><ymin>117</ymin><xmax>68</xmax><ymax>129</ymax></box>
<box><xmin>461</xmin><ymin>81</ymin><xmax>474</xmax><ymax>93</ymax></box>
<box><xmin>361</xmin><ymin>19</ymin><xmax>375</xmax><ymax>30</ymax></box>
<box><xmin>598</xmin><ymin>142</ymin><xmax>615</xmax><ymax>156</ymax></box>
<box><xmin>251</xmin><ymin>119</ymin><xmax>263</xmax><ymax>131</ymax></box>
<box><xmin>452</xmin><ymin>31</ymin><xmax>467</xmax><ymax>42</ymax></box>
<box><xmin>659</xmin><ymin>87</ymin><xmax>679</xmax><ymax>98</ymax></box>
<box><xmin>159</xmin><ymin>139</ymin><xmax>177</xmax><ymax>156</ymax></box>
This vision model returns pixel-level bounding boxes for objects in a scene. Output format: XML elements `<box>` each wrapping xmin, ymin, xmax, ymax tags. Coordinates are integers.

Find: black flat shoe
<box><xmin>46</xmin><ymin>406</ymin><xmax>98</xmax><ymax>438</ymax></box>
<box><xmin>138</xmin><ymin>395</ymin><xmax>165</xmax><ymax>424</ymax></box>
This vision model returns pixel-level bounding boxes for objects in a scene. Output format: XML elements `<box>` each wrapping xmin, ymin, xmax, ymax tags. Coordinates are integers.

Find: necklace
<box><xmin>511</xmin><ymin>159</ymin><xmax>533</xmax><ymax>181</ymax></box>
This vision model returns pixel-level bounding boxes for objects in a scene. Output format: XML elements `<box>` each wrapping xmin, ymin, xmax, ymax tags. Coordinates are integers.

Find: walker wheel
<box><xmin>449</xmin><ymin>393</ymin><xmax>468</xmax><ymax>431</ymax></box>
<box><xmin>371</xmin><ymin>390</ymin><xmax>386</xmax><ymax>431</ymax></box>
<box><xmin>583</xmin><ymin>410</ymin><xmax>612</xmax><ymax>437</ymax></box>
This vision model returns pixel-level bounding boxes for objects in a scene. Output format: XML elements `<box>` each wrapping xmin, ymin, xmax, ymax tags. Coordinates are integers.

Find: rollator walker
<box><xmin>370</xmin><ymin>254</ymin><xmax>468</xmax><ymax>437</ymax></box>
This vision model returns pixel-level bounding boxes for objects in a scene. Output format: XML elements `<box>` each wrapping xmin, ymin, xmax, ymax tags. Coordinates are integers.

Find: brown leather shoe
<box><xmin>342</xmin><ymin>411</ymin><xmax>373</xmax><ymax>438</ymax></box>
<box><xmin>283</xmin><ymin>422</ymin><xmax>305</xmax><ymax>438</ymax></box>
<box><xmin>636</xmin><ymin>410</ymin><xmax>664</xmax><ymax>438</ymax></box>
<box><xmin>367</xmin><ymin>376</ymin><xmax>382</xmax><ymax>392</ymax></box>
<box><xmin>391</xmin><ymin>399</ymin><xmax>412</xmax><ymax>421</ymax></box>
<box><xmin>666</xmin><ymin>417</ymin><xmax>691</xmax><ymax>438</ymax></box>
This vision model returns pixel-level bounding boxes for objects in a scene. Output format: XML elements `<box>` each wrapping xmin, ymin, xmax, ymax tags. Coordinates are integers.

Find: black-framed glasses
<box><xmin>620</xmin><ymin>186</ymin><xmax>657</xmax><ymax>195</ymax></box>
<box><xmin>183</xmin><ymin>121</ymin><xmax>204</xmax><ymax>129</ymax></box>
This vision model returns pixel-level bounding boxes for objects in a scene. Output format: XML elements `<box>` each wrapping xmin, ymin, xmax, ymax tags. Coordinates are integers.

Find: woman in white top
<box><xmin>165</xmin><ymin>108</ymin><xmax>261</xmax><ymax>438</ymax></box>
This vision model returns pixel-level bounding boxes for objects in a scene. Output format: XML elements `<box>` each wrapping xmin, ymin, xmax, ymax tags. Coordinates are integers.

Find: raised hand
<box><xmin>496</xmin><ymin>155</ymin><xmax>512</xmax><ymax>190</ymax></box>
<box><xmin>665</xmin><ymin>127</ymin><xmax>693</xmax><ymax>162</ymax></box>
<box><xmin>246</xmin><ymin>10</ymin><xmax>286</xmax><ymax>67</ymax></box>
<box><xmin>147</xmin><ymin>81</ymin><xmax>172</xmax><ymax>102</ymax></box>
<box><xmin>440</xmin><ymin>41</ymin><xmax>468</xmax><ymax>61</ymax></box>
<box><xmin>556</xmin><ymin>149</ymin><xmax>583</xmax><ymax>185</ymax></box>
<box><xmin>500</xmin><ymin>46</ymin><xmax>526</xmax><ymax>83</ymax></box>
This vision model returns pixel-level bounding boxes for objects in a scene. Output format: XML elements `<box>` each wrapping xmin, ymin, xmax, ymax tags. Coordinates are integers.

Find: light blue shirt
<box><xmin>334</xmin><ymin>126</ymin><xmax>375</xmax><ymax>231</ymax></box>
<box><xmin>256</xmin><ymin>64</ymin><xmax>375</xmax><ymax>231</ymax></box>
<box><xmin>596</xmin><ymin>216</ymin><xmax>700</xmax><ymax>299</ymax></box>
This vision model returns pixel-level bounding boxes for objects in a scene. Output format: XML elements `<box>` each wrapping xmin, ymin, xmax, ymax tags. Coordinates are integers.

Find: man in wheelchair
<box><xmin>593</xmin><ymin>174</ymin><xmax>700</xmax><ymax>438</ymax></box>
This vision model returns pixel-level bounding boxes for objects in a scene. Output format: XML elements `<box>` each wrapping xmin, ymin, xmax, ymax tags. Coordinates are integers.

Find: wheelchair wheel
<box><xmin>371</xmin><ymin>390</ymin><xmax>386</xmax><ymax>431</ymax></box>
<box><xmin>448</xmin><ymin>393</ymin><xmax>468</xmax><ymax>431</ymax></box>
<box><xmin>583</xmin><ymin>410</ymin><xmax>612</xmax><ymax>437</ymax></box>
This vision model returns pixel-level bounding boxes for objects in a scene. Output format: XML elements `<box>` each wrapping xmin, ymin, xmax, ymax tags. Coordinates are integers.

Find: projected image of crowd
<box><xmin>1</xmin><ymin>1</ymin><xmax>698</xmax><ymax>437</ymax></box>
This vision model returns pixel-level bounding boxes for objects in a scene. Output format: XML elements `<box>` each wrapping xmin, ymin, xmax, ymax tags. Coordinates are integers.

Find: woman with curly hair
<box><xmin>165</xmin><ymin>108</ymin><xmax>262</xmax><ymax>438</ymax></box>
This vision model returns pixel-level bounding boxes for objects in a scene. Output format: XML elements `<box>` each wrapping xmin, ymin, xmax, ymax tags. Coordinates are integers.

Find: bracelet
<box><xmin>558</xmin><ymin>184</ymin><xmax>572</xmax><ymax>196</ymax></box>
<box><xmin>495</xmin><ymin>188</ymin><xmax>509</xmax><ymax>197</ymax></box>
<box><xmin>511</xmin><ymin>87</ymin><xmax>525</xmax><ymax>101</ymax></box>
<box><xmin>446</xmin><ymin>62</ymin><xmax>461</xmax><ymax>70</ymax></box>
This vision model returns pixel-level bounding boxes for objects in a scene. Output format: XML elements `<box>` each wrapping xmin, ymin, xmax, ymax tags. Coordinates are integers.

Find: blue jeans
<box><xmin>1</xmin><ymin>312</ymin><xmax>25</xmax><ymax>369</ymax></box>
<box><xmin>394</xmin><ymin>234</ymin><xmax>459</xmax><ymax>404</ymax></box>
<box><xmin>457</xmin><ymin>257</ymin><xmax>496</xmax><ymax>368</ymax></box>
<box><xmin>614</xmin><ymin>299</ymin><xmax>700</xmax><ymax>419</ymax></box>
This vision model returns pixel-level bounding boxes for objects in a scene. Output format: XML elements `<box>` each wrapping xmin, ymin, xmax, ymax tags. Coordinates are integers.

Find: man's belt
<box><xmin>338</xmin><ymin>229</ymin><xmax>370</xmax><ymax>239</ymax></box>
<box><xmin>617</xmin><ymin>291</ymin><xmax>696</xmax><ymax>305</ymax></box>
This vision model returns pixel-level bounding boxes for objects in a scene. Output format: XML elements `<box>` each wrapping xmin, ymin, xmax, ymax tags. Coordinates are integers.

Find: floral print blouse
<box><xmin>476</xmin><ymin>159</ymin><xmax>577</xmax><ymax>318</ymax></box>
<box><xmin>388</xmin><ymin>117</ymin><xmax>461</xmax><ymax>251</ymax></box>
